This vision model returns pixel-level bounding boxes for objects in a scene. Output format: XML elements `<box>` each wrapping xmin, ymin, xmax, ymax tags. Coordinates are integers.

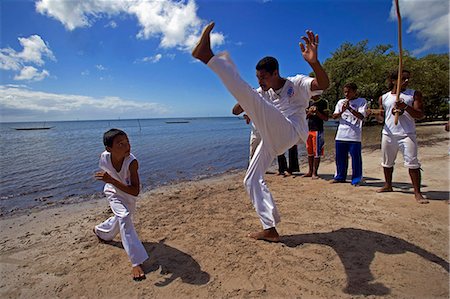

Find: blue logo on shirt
<box><xmin>287</xmin><ymin>86</ymin><xmax>294</xmax><ymax>97</ymax></box>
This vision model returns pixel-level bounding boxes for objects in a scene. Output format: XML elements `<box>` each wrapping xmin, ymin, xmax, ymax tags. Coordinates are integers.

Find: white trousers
<box><xmin>95</xmin><ymin>192</ymin><xmax>148</xmax><ymax>267</ymax></box>
<box><xmin>381</xmin><ymin>134</ymin><xmax>420</xmax><ymax>169</ymax></box>
<box><xmin>208</xmin><ymin>52</ymin><xmax>304</xmax><ymax>229</ymax></box>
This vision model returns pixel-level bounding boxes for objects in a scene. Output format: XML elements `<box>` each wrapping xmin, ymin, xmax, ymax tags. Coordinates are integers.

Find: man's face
<box><xmin>392</xmin><ymin>71</ymin><xmax>410</xmax><ymax>90</ymax></box>
<box><xmin>256</xmin><ymin>69</ymin><xmax>277</xmax><ymax>91</ymax></box>
<box><xmin>344</xmin><ymin>87</ymin><xmax>357</xmax><ymax>100</ymax></box>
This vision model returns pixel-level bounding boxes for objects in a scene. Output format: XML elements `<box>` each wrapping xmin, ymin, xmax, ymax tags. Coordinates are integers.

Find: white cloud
<box><xmin>0</xmin><ymin>35</ymin><xmax>55</xmax><ymax>81</ymax></box>
<box><xmin>35</xmin><ymin>0</ymin><xmax>225</xmax><ymax>51</ymax></box>
<box><xmin>14</xmin><ymin>66</ymin><xmax>50</xmax><ymax>81</ymax></box>
<box><xmin>105</xmin><ymin>20</ymin><xmax>117</xmax><ymax>28</ymax></box>
<box><xmin>95</xmin><ymin>64</ymin><xmax>107</xmax><ymax>71</ymax></box>
<box><xmin>0</xmin><ymin>85</ymin><xmax>169</xmax><ymax>121</ymax></box>
<box><xmin>137</xmin><ymin>53</ymin><xmax>163</xmax><ymax>63</ymax></box>
<box><xmin>390</xmin><ymin>0</ymin><xmax>449</xmax><ymax>55</ymax></box>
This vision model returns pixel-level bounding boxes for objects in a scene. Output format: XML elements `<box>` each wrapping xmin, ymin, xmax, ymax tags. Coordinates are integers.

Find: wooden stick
<box><xmin>394</xmin><ymin>0</ymin><xmax>403</xmax><ymax>125</ymax></box>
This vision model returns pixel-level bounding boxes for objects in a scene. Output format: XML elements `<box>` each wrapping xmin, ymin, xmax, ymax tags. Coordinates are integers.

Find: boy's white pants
<box><xmin>95</xmin><ymin>192</ymin><xmax>148</xmax><ymax>267</ymax></box>
<box><xmin>208</xmin><ymin>52</ymin><xmax>304</xmax><ymax>229</ymax></box>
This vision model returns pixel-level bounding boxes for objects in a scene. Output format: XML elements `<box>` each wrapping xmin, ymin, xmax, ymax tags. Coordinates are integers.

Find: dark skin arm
<box><xmin>299</xmin><ymin>31</ymin><xmax>329</xmax><ymax>91</ymax></box>
<box><xmin>332</xmin><ymin>100</ymin><xmax>364</xmax><ymax>120</ymax></box>
<box><xmin>95</xmin><ymin>160</ymin><xmax>140</xmax><ymax>196</ymax></box>
<box><xmin>395</xmin><ymin>90</ymin><xmax>425</xmax><ymax>119</ymax></box>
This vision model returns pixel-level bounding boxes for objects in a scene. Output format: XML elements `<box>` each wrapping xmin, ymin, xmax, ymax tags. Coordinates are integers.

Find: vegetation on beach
<box><xmin>318</xmin><ymin>40</ymin><xmax>449</xmax><ymax>120</ymax></box>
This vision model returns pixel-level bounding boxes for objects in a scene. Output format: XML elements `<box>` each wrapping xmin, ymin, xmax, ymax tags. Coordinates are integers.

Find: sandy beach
<box><xmin>1</xmin><ymin>124</ymin><xmax>448</xmax><ymax>298</ymax></box>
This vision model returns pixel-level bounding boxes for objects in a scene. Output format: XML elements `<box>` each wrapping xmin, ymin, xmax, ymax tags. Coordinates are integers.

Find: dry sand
<box><xmin>1</xmin><ymin>124</ymin><xmax>448</xmax><ymax>298</ymax></box>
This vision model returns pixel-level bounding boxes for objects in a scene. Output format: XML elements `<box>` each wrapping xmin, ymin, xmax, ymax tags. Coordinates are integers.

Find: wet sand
<box><xmin>1</xmin><ymin>123</ymin><xmax>448</xmax><ymax>298</ymax></box>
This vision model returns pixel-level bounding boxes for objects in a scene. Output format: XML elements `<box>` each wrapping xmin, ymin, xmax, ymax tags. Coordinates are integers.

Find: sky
<box><xmin>1</xmin><ymin>0</ymin><xmax>449</xmax><ymax>122</ymax></box>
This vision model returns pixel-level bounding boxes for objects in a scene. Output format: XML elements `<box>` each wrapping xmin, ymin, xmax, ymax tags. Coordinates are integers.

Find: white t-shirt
<box><xmin>256</xmin><ymin>74</ymin><xmax>314</xmax><ymax>142</ymax></box>
<box><xmin>99</xmin><ymin>151</ymin><xmax>137</xmax><ymax>200</ymax></box>
<box><xmin>334</xmin><ymin>97</ymin><xmax>367</xmax><ymax>142</ymax></box>
<box><xmin>382</xmin><ymin>89</ymin><xmax>416</xmax><ymax>136</ymax></box>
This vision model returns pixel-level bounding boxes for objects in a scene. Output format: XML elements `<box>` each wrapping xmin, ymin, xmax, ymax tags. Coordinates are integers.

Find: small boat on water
<box><xmin>165</xmin><ymin>121</ymin><xmax>190</xmax><ymax>124</ymax></box>
<box><xmin>13</xmin><ymin>127</ymin><xmax>54</xmax><ymax>130</ymax></box>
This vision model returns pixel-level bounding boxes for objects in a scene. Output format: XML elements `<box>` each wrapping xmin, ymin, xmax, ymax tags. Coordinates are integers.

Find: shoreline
<box><xmin>1</xmin><ymin>124</ymin><xmax>448</xmax><ymax>298</ymax></box>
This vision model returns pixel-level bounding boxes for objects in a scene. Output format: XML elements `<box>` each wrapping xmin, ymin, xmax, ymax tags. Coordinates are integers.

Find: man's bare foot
<box><xmin>312</xmin><ymin>174</ymin><xmax>319</xmax><ymax>180</ymax></box>
<box><xmin>248</xmin><ymin>227</ymin><xmax>280</xmax><ymax>242</ymax></box>
<box><xmin>377</xmin><ymin>186</ymin><xmax>393</xmax><ymax>193</ymax></box>
<box><xmin>302</xmin><ymin>173</ymin><xmax>312</xmax><ymax>178</ymax></box>
<box><xmin>192</xmin><ymin>22</ymin><xmax>215</xmax><ymax>64</ymax></box>
<box><xmin>415</xmin><ymin>193</ymin><xmax>429</xmax><ymax>204</ymax></box>
<box><xmin>132</xmin><ymin>265</ymin><xmax>146</xmax><ymax>281</ymax></box>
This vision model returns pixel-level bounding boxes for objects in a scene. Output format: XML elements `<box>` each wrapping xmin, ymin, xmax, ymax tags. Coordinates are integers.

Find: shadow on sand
<box><xmin>281</xmin><ymin>228</ymin><xmax>449</xmax><ymax>296</ymax></box>
<box><xmin>106</xmin><ymin>239</ymin><xmax>210</xmax><ymax>287</ymax></box>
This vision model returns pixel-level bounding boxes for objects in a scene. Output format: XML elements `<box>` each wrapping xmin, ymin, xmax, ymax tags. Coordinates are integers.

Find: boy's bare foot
<box><xmin>302</xmin><ymin>173</ymin><xmax>312</xmax><ymax>178</ymax></box>
<box><xmin>192</xmin><ymin>22</ymin><xmax>215</xmax><ymax>64</ymax></box>
<box><xmin>132</xmin><ymin>265</ymin><xmax>146</xmax><ymax>281</ymax></box>
<box><xmin>415</xmin><ymin>193</ymin><xmax>429</xmax><ymax>204</ymax></box>
<box><xmin>312</xmin><ymin>174</ymin><xmax>319</xmax><ymax>180</ymax></box>
<box><xmin>377</xmin><ymin>186</ymin><xmax>393</xmax><ymax>193</ymax></box>
<box><xmin>248</xmin><ymin>227</ymin><xmax>280</xmax><ymax>242</ymax></box>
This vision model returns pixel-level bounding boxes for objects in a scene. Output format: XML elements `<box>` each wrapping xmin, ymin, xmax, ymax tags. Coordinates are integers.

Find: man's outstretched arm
<box><xmin>299</xmin><ymin>30</ymin><xmax>329</xmax><ymax>91</ymax></box>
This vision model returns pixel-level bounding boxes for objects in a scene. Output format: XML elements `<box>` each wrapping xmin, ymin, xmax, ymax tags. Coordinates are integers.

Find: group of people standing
<box><xmin>192</xmin><ymin>22</ymin><xmax>428</xmax><ymax>243</ymax></box>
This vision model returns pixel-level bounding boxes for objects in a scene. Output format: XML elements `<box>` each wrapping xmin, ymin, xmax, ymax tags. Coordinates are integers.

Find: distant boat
<box><xmin>12</xmin><ymin>122</ymin><xmax>54</xmax><ymax>130</ymax></box>
<box><xmin>165</xmin><ymin>121</ymin><xmax>190</xmax><ymax>124</ymax></box>
<box><xmin>13</xmin><ymin>126</ymin><xmax>53</xmax><ymax>131</ymax></box>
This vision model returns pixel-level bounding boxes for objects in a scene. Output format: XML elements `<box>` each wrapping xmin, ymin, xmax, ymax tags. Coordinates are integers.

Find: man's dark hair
<box><xmin>344</xmin><ymin>82</ymin><xmax>358</xmax><ymax>91</ymax></box>
<box><xmin>103</xmin><ymin>128</ymin><xmax>127</xmax><ymax>147</ymax></box>
<box><xmin>256</xmin><ymin>56</ymin><xmax>279</xmax><ymax>74</ymax></box>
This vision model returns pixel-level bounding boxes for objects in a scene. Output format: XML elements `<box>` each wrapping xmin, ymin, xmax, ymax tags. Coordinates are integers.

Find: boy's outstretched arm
<box><xmin>95</xmin><ymin>160</ymin><xmax>140</xmax><ymax>196</ymax></box>
<box><xmin>299</xmin><ymin>30</ymin><xmax>329</xmax><ymax>91</ymax></box>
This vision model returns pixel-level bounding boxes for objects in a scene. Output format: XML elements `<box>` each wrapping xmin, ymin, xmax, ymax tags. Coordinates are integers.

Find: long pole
<box><xmin>394</xmin><ymin>0</ymin><xmax>403</xmax><ymax>125</ymax></box>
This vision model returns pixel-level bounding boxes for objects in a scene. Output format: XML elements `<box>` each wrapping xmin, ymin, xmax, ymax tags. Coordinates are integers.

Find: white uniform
<box><xmin>94</xmin><ymin>151</ymin><xmax>148</xmax><ymax>267</ymax></box>
<box><xmin>249</xmin><ymin>122</ymin><xmax>261</xmax><ymax>160</ymax></box>
<box><xmin>381</xmin><ymin>89</ymin><xmax>420</xmax><ymax>169</ymax></box>
<box><xmin>208</xmin><ymin>52</ymin><xmax>313</xmax><ymax>229</ymax></box>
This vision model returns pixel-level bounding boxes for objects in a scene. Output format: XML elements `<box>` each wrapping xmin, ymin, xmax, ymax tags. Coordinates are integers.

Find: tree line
<box><xmin>317</xmin><ymin>40</ymin><xmax>449</xmax><ymax>120</ymax></box>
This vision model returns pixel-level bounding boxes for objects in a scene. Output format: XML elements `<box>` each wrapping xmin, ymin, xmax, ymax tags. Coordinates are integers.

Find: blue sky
<box><xmin>1</xmin><ymin>0</ymin><xmax>448</xmax><ymax>122</ymax></box>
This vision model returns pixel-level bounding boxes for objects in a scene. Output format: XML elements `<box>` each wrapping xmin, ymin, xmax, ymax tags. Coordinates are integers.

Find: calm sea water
<box><xmin>0</xmin><ymin>117</ymin><xmax>385</xmax><ymax>216</ymax></box>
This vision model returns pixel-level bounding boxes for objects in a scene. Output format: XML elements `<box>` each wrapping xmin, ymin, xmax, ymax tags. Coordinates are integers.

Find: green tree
<box><xmin>319</xmin><ymin>40</ymin><xmax>449</xmax><ymax>120</ymax></box>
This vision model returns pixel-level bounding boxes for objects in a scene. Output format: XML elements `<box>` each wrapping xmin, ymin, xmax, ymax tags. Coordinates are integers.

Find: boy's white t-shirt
<box><xmin>99</xmin><ymin>151</ymin><xmax>137</xmax><ymax>200</ymax></box>
<box><xmin>334</xmin><ymin>97</ymin><xmax>367</xmax><ymax>142</ymax></box>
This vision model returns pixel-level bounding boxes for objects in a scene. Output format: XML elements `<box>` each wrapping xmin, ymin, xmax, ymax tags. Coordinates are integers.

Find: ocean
<box><xmin>1</xmin><ymin>117</ymin><xmax>384</xmax><ymax>216</ymax></box>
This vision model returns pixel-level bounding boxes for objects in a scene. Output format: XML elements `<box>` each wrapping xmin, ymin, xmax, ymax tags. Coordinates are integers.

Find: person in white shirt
<box><xmin>93</xmin><ymin>129</ymin><xmax>149</xmax><ymax>280</ymax></box>
<box><xmin>192</xmin><ymin>22</ymin><xmax>329</xmax><ymax>242</ymax></box>
<box><xmin>376</xmin><ymin>70</ymin><xmax>428</xmax><ymax>204</ymax></box>
<box><xmin>331</xmin><ymin>83</ymin><xmax>367</xmax><ymax>185</ymax></box>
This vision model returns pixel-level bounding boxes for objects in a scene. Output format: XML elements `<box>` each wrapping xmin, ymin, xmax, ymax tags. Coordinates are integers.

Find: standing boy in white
<box><xmin>94</xmin><ymin>128</ymin><xmax>148</xmax><ymax>280</ymax></box>
<box><xmin>192</xmin><ymin>22</ymin><xmax>329</xmax><ymax>242</ymax></box>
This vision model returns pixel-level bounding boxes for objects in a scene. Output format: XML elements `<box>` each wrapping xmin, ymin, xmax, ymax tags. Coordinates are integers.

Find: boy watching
<box><xmin>304</xmin><ymin>90</ymin><xmax>328</xmax><ymax>179</ymax></box>
<box><xmin>93</xmin><ymin>128</ymin><xmax>148</xmax><ymax>281</ymax></box>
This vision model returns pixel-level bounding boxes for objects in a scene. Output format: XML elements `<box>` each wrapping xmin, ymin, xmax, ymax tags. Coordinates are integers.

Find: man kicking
<box><xmin>192</xmin><ymin>22</ymin><xmax>329</xmax><ymax>242</ymax></box>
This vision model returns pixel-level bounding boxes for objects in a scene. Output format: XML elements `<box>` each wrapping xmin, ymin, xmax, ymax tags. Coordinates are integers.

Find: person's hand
<box><xmin>392</xmin><ymin>108</ymin><xmax>405</xmax><ymax>116</ymax></box>
<box><xmin>308</xmin><ymin>106</ymin><xmax>317</xmax><ymax>115</ymax></box>
<box><xmin>243</xmin><ymin>114</ymin><xmax>251</xmax><ymax>124</ymax></box>
<box><xmin>299</xmin><ymin>30</ymin><xmax>319</xmax><ymax>64</ymax></box>
<box><xmin>395</xmin><ymin>98</ymin><xmax>407</xmax><ymax>110</ymax></box>
<box><xmin>342</xmin><ymin>100</ymin><xmax>349</xmax><ymax>112</ymax></box>
<box><xmin>94</xmin><ymin>171</ymin><xmax>113</xmax><ymax>183</ymax></box>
